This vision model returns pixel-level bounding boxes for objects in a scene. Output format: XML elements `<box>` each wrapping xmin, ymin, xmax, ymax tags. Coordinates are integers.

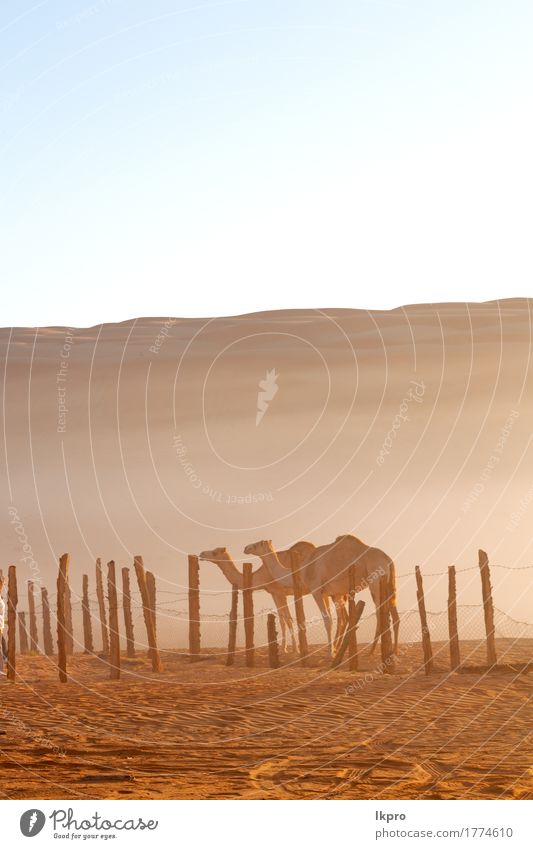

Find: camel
<box><xmin>244</xmin><ymin>539</ymin><xmax>350</xmax><ymax>657</ymax></box>
<box><xmin>198</xmin><ymin>546</ymin><xmax>298</xmax><ymax>652</ymax></box>
<box><xmin>246</xmin><ymin>536</ymin><xmax>399</xmax><ymax>658</ymax></box>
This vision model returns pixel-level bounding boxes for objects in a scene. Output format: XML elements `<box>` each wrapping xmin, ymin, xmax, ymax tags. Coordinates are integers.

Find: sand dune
<box><xmin>1</xmin><ymin>301</ymin><xmax>532</xmax><ymax>801</ymax></box>
<box><xmin>2</xmin><ymin>300</ymin><xmax>533</xmax><ymax>645</ymax></box>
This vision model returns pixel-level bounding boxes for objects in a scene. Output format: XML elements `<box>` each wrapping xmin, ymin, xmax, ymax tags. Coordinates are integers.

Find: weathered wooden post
<box><xmin>95</xmin><ymin>557</ymin><xmax>109</xmax><ymax>655</ymax></box>
<box><xmin>57</xmin><ymin>553</ymin><xmax>69</xmax><ymax>683</ymax></box>
<box><xmin>243</xmin><ymin>562</ymin><xmax>254</xmax><ymax>668</ymax></box>
<box><xmin>267</xmin><ymin>612</ymin><xmax>280</xmax><ymax>669</ymax></box>
<box><xmin>146</xmin><ymin>571</ymin><xmax>157</xmax><ymax>641</ymax></box>
<box><xmin>379</xmin><ymin>573</ymin><xmax>394</xmax><ymax>673</ymax></box>
<box><xmin>121</xmin><ymin>567</ymin><xmax>135</xmax><ymax>658</ymax></box>
<box><xmin>188</xmin><ymin>554</ymin><xmax>201</xmax><ymax>662</ymax></box>
<box><xmin>134</xmin><ymin>555</ymin><xmax>162</xmax><ymax>672</ymax></box>
<box><xmin>331</xmin><ymin>600</ymin><xmax>365</xmax><ymax>669</ymax></box>
<box><xmin>107</xmin><ymin>561</ymin><xmax>120</xmax><ymax>680</ymax></box>
<box><xmin>447</xmin><ymin>564</ymin><xmax>461</xmax><ymax>670</ymax></box>
<box><xmin>41</xmin><ymin>587</ymin><xmax>54</xmax><ymax>656</ymax></box>
<box><xmin>348</xmin><ymin>563</ymin><xmax>358</xmax><ymax>671</ymax></box>
<box><xmin>27</xmin><ymin>580</ymin><xmax>39</xmax><ymax>652</ymax></box>
<box><xmin>331</xmin><ymin>600</ymin><xmax>364</xmax><ymax>672</ymax></box>
<box><xmin>82</xmin><ymin>574</ymin><xmax>94</xmax><ymax>654</ymax></box>
<box><xmin>479</xmin><ymin>549</ymin><xmax>497</xmax><ymax>667</ymax></box>
<box><xmin>18</xmin><ymin>611</ymin><xmax>29</xmax><ymax>654</ymax></box>
<box><xmin>64</xmin><ymin>577</ymin><xmax>74</xmax><ymax>655</ymax></box>
<box><xmin>226</xmin><ymin>584</ymin><xmax>238</xmax><ymax>667</ymax></box>
<box><xmin>415</xmin><ymin>565</ymin><xmax>433</xmax><ymax>675</ymax></box>
<box><xmin>7</xmin><ymin>566</ymin><xmax>17</xmax><ymax>682</ymax></box>
<box><xmin>290</xmin><ymin>549</ymin><xmax>308</xmax><ymax>667</ymax></box>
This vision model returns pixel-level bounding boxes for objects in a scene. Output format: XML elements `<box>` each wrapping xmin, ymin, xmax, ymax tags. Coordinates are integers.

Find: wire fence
<box><xmin>11</xmin><ymin>560</ymin><xmax>533</xmax><ymax>660</ymax></box>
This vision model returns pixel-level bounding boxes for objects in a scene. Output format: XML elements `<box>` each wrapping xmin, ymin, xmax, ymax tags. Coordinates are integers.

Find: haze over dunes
<box><xmin>1</xmin><ymin>300</ymin><xmax>533</xmax><ymax>644</ymax></box>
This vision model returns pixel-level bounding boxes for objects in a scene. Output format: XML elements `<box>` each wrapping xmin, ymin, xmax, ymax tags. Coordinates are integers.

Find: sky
<box><xmin>1</xmin><ymin>0</ymin><xmax>533</xmax><ymax>326</ymax></box>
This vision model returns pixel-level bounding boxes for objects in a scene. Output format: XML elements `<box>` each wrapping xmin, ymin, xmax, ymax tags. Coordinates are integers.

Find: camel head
<box><xmin>198</xmin><ymin>546</ymin><xmax>230</xmax><ymax>563</ymax></box>
<box><xmin>243</xmin><ymin>539</ymin><xmax>273</xmax><ymax>557</ymax></box>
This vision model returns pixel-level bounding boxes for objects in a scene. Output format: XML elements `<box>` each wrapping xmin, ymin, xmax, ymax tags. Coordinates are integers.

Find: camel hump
<box><xmin>335</xmin><ymin>533</ymin><xmax>364</xmax><ymax>545</ymax></box>
<box><xmin>289</xmin><ymin>540</ymin><xmax>315</xmax><ymax>557</ymax></box>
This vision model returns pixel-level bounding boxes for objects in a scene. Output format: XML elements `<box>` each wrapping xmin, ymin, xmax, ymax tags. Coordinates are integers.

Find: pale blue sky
<box><xmin>1</xmin><ymin>0</ymin><xmax>532</xmax><ymax>326</ymax></box>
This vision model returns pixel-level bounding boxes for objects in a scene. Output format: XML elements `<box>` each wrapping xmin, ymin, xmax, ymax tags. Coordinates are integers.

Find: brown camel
<box><xmin>245</xmin><ymin>536</ymin><xmax>399</xmax><ymax>657</ymax></box>
<box><xmin>244</xmin><ymin>540</ymin><xmax>350</xmax><ymax>657</ymax></box>
<box><xmin>198</xmin><ymin>546</ymin><xmax>298</xmax><ymax>652</ymax></box>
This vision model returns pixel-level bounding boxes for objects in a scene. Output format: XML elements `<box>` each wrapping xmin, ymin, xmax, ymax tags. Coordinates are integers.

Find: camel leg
<box><xmin>332</xmin><ymin>597</ymin><xmax>348</xmax><ymax>657</ymax></box>
<box><xmin>273</xmin><ymin>594</ymin><xmax>297</xmax><ymax>653</ymax></box>
<box><xmin>280</xmin><ymin>598</ymin><xmax>297</xmax><ymax>652</ymax></box>
<box><xmin>337</xmin><ymin>596</ymin><xmax>349</xmax><ymax>654</ymax></box>
<box><xmin>313</xmin><ymin>590</ymin><xmax>333</xmax><ymax>657</ymax></box>
<box><xmin>390</xmin><ymin>602</ymin><xmax>400</xmax><ymax>655</ymax></box>
<box><xmin>368</xmin><ymin>580</ymin><xmax>382</xmax><ymax>655</ymax></box>
<box><xmin>272</xmin><ymin>597</ymin><xmax>288</xmax><ymax>653</ymax></box>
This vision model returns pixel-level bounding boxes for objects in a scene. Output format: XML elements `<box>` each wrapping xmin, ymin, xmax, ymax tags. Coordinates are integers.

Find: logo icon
<box><xmin>256</xmin><ymin>368</ymin><xmax>279</xmax><ymax>426</ymax></box>
<box><xmin>20</xmin><ymin>810</ymin><xmax>46</xmax><ymax>837</ymax></box>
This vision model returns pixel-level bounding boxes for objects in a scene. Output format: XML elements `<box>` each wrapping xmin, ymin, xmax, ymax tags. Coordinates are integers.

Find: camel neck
<box><xmin>260</xmin><ymin>550</ymin><xmax>293</xmax><ymax>588</ymax></box>
<box><xmin>214</xmin><ymin>559</ymin><xmax>243</xmax><ymax>588</ymax></box>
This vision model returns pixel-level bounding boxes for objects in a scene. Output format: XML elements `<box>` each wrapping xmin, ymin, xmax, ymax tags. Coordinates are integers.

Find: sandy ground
<box><xmin>1</xmin><ymin>639</ymin><xmax>531</xmax><ymax>800</ymax></box>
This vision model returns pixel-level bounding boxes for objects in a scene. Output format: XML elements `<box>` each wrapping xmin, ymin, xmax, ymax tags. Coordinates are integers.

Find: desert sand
<box><xmin>1</xmin><ymin>640</ymin><xmax>531</xmax><ymax>801</ymax></box>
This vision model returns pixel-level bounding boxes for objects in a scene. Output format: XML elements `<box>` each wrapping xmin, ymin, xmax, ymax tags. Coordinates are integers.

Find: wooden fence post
<box><xmin>121</xmin><ymin>567</ymin><xmax>135</xmax><ymax>658</ymax></box>
<box><xmin>379</xmin><ymin>573</ymin><xmax>395</xmax><ymax>673</ymax></box>
<box><xmin>57</xmin><ymin>554</ymin><xmax>69</xmax><ymax>683</ymax></box>
<box><xmin>331</xmin><ymin>600</ymin><xmax>365</xmax><ymax>669</ymax></box>
<box><xmin>7</xmin><ymin>565</ymin><xmax>18</xmax><ymax>682</ymax></box>
<box><xmin>146</xmin><ymin>571</ymin><xmax>156</xmax><ymax>641</ymax></box>
<box><xmin>415</xmin><ymin>565</ymin><xmax>433</xmax><ymax>675</ymax></box>
<box><xmin>64</xmin><ymin>577</ymin><xmax>74</xmax><ymax>655</ymax></box>
<box><xmin>18</xmin><ymin>611</ymin><xmax>29</xmax><ymax>654</ymax></box>
<box><xmin>95</xmin><ymin>557</ymin><xmax>109</xmax><ymax>655</ymax></box>
<box><xmin>107</xmin><ymin>561</ymin><xmax>120</xmax><ymax>680</ymax></box>
<box><xmin>290</xmin><ymin>550</ymin><xmax>308</xmax><ymax>667</ymax></box>
<box><xmin>41</xmin><ymin>587</ymin><xmax>54</xmax><ymax>656</ymax></box>
<box><xmin>82</xmin><ymin>574</ymin><xmax>94</xmax><ymax>654</ymax></box>
<box><xmin>348</xmin><ymin>563</ymin><xmax>358</xmax><ymax>671</ymax></box>
<box><xmin>27</xmin><ymin>581</ymin><xmax>39</xmax><ymax>653</ymax></box>
<box><xmin>447</xmin><ymin>565</ymin><xmax>461</xmax><ymax>670</ymax></box>
<box><xmin>226</xmin><ymin>584</ymin><xmax>238</xmax><ymax>667</ymax></box>
<box><xmin>134</xmin><ymin>555</ymin><xmax>162</xmax><ymax>672</ymax></box>
<box><xmin>243</xmin><ymin>562</ymin><xmax>254</xmax><ymax>668</ymax></box>
<box><xmin>267</xmin><ymin>613</ymin><xmax>280</xmax><ymax>669</ymax></box>
<box><xmin>479</xmin><ymin>549</ymin><xmax>497</xmax><ymax>667</ymax></box>
<box><xmin>188</xmin><ymin>555</ymin><xmax>201</xmax><ymax>662</ymax></box>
